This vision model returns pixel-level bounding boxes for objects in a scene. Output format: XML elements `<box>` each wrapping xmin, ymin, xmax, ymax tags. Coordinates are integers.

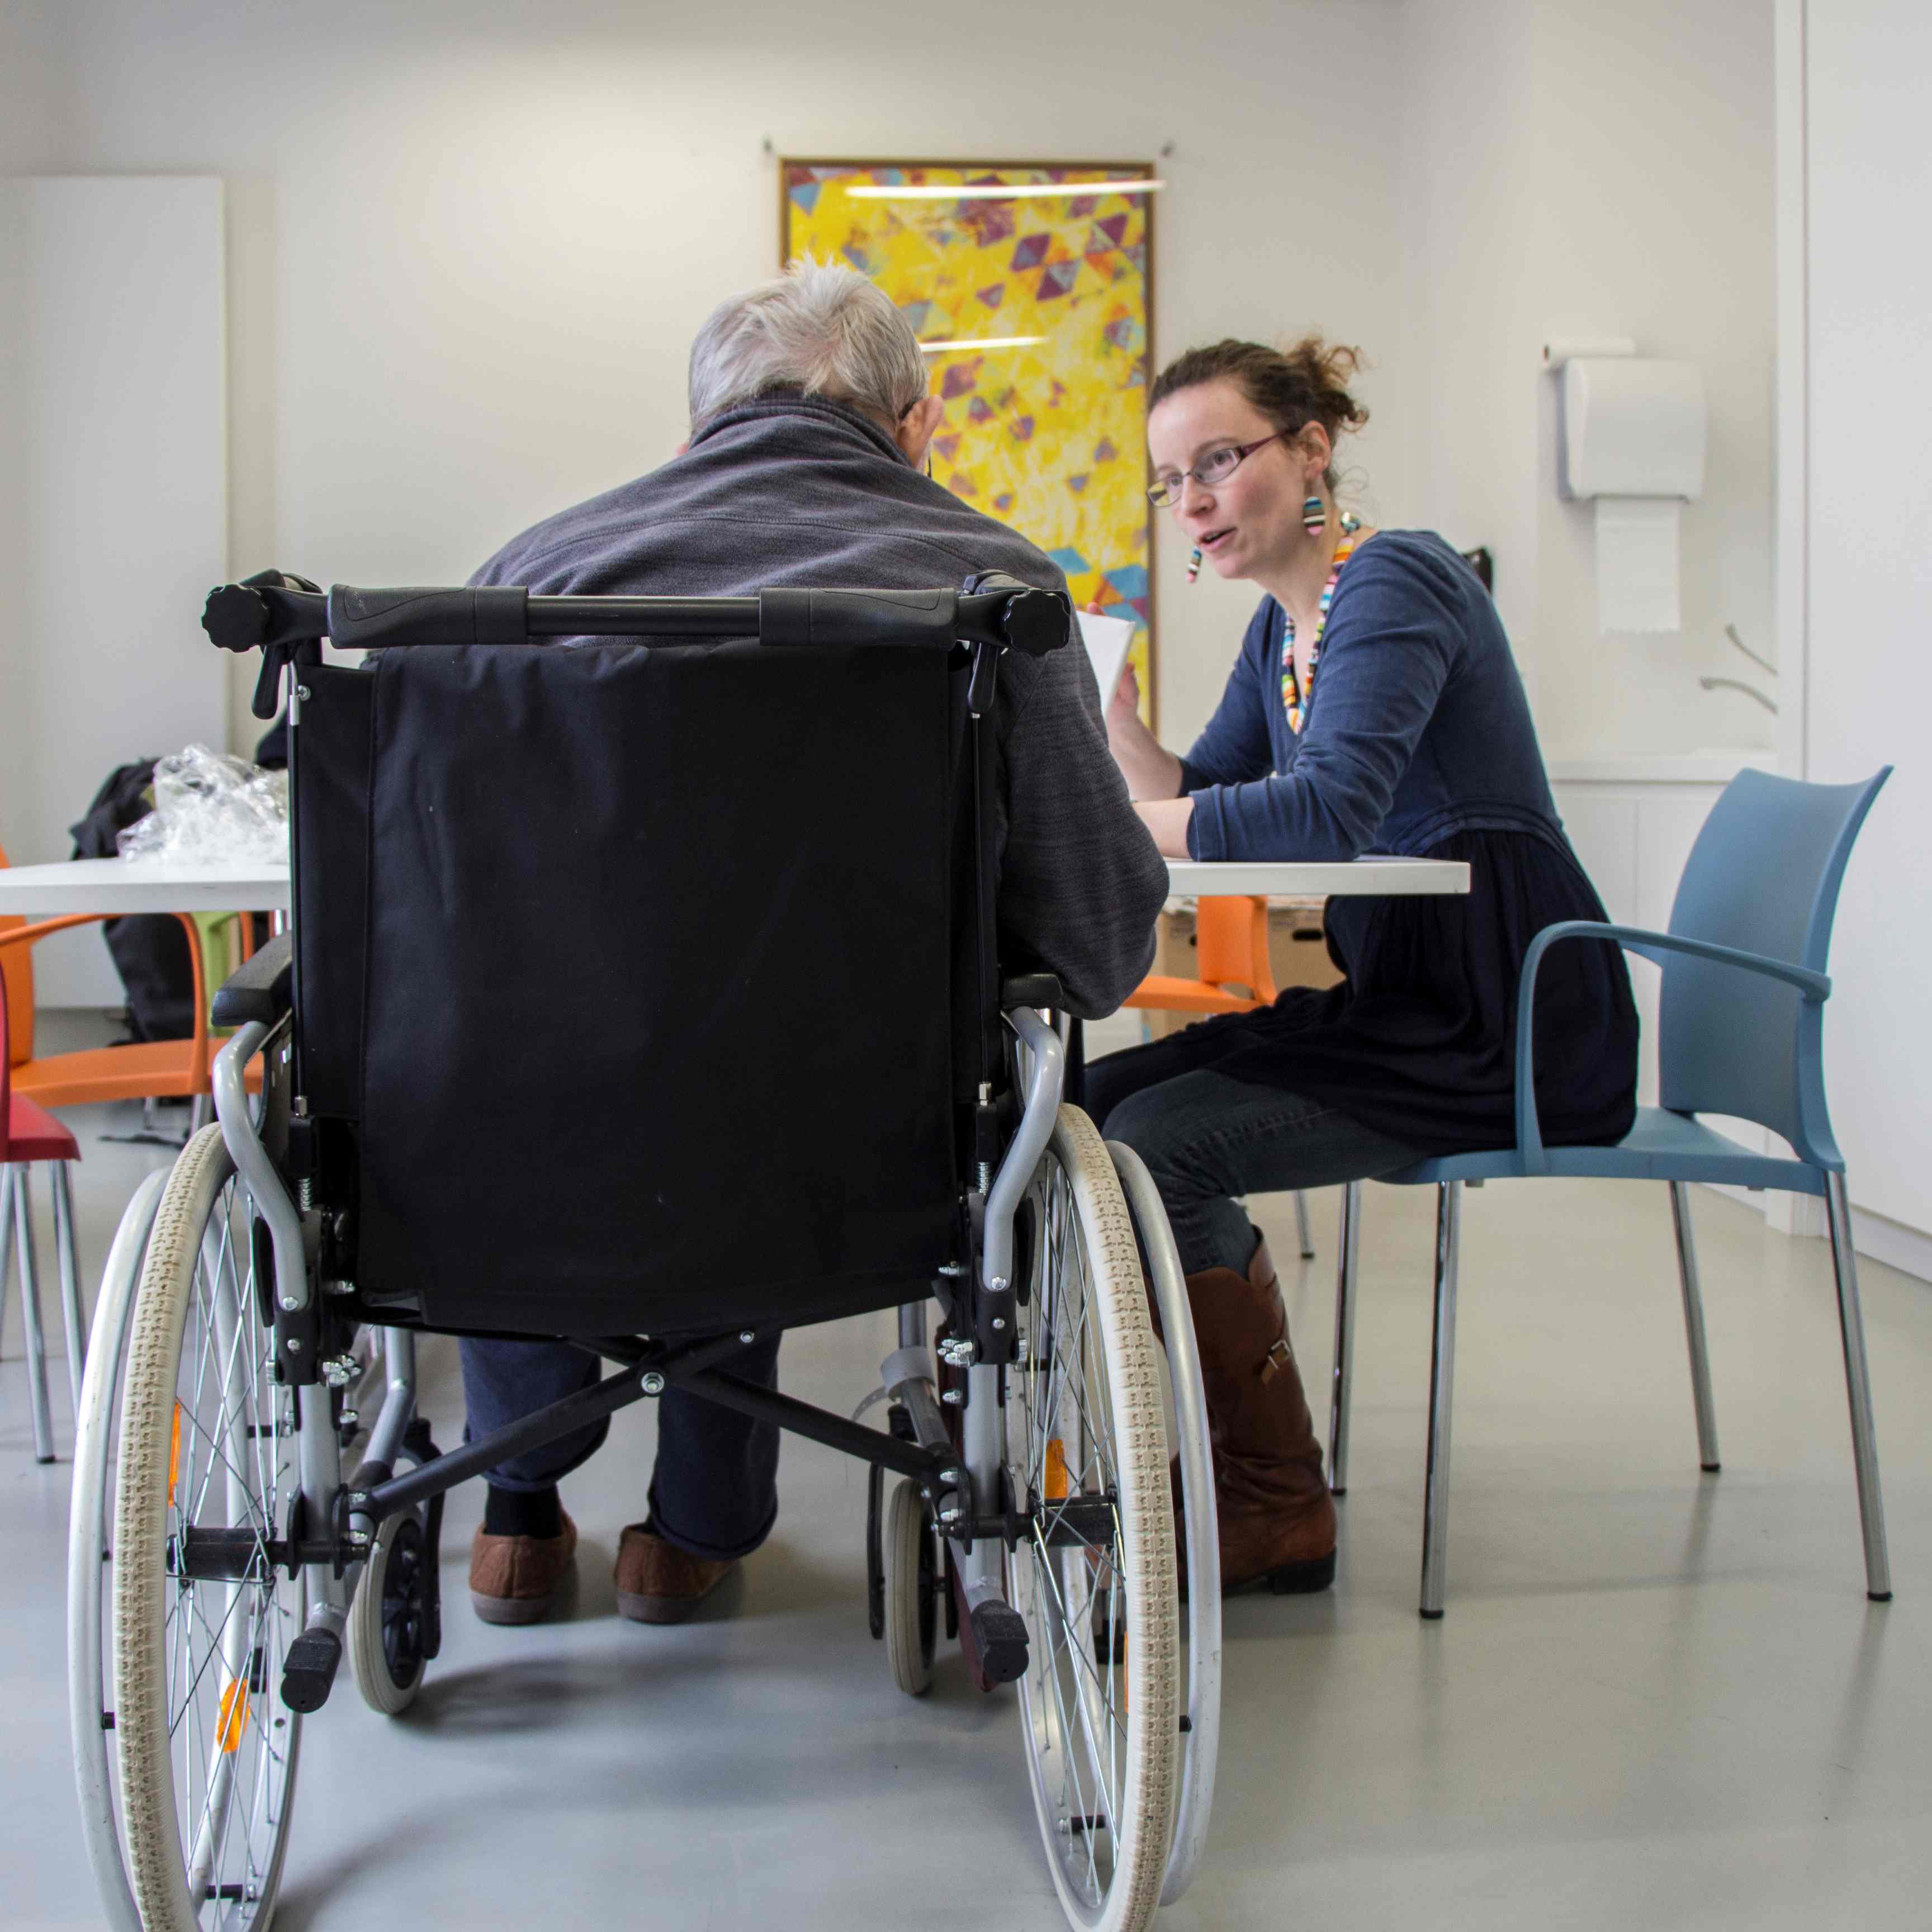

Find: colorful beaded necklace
<box><xmin>1280</xmin><ymin>513</ymin><xmax>1363</xmax><ymax>734</ymax></box>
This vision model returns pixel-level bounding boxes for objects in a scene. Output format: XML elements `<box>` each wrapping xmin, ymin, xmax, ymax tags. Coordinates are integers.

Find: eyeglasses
<box><xmin>1147</xmin><ymin>430</ymin><xmax>1291</xmax><ymax>509</ymax></box>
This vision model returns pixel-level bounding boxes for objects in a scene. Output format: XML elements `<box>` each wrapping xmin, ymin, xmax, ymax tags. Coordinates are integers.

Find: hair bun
<box><xmin>1149</xmin><ymin>335</ymin><xmax>1370</xmax><ymax>486</ymax></box>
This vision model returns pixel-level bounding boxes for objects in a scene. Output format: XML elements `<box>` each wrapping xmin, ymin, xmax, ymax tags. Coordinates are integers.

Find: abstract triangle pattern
<box><xmin>782</xmin><ymin>159</ymin><xmax>1158</xmax><ymax>720</ymax></box>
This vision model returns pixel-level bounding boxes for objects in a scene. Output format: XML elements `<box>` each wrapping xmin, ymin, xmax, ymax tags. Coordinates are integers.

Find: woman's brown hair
<box><xmin>1149</xmin><ymin>337</ymin><xmax>1369</xmax><ymax>489</ymax></box>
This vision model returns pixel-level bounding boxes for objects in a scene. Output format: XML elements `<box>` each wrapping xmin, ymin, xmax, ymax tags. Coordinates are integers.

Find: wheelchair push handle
<box><xmin>202</xmin><ymin>575</ymin><xmax>1069</xmax><ymax>656</ymax></box>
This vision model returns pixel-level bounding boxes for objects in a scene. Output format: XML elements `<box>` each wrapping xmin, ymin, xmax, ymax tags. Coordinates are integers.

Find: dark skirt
<box><xmin>1102</xmin><ymin>828</ymin><xmax>1640</xmax><ymax>1157</ymax></box>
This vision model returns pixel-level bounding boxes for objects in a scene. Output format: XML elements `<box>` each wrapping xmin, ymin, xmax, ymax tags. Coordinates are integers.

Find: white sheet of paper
<box><xmin>1076</xmin><ymin>610</ymin><xmax>1136</xmax><ymax>709</ymax></box>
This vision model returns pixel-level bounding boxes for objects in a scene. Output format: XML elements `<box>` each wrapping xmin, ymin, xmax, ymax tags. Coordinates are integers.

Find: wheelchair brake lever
<box><xmin>967</xmin><ymin>637</ymin><xmax>1001</xmax><ymax>718</ymax></box>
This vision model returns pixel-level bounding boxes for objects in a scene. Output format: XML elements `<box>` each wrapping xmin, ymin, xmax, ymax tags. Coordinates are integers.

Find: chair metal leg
<box><xmin>0</xmin><ymin>1162</ymin><xmax>12</xmax><ymax>1360</ymax></box>
<box><xmin>1294</xmin><ymin>1188</ymin><xmax>1315</xmax><ymax>1259</ymax></box>
<box><xmin>1824</xmin><ymin>1171</ymin><xmax>1892</xmax><ymax>1602</ymax></box>
<box><xmin>52</xmin><ymin>1161</ymin><xmax>87</xmax><ymax>1424</ymax></box>
<box><xmin>1667</xmin><ymin>1182</ymin><xmax>1721</xmax><ymax>1471</ymax></box>
<box><xmin>11</xmin><ymin>1168</ymin><xmax>56</xmax><ymax>1462</ymax></box>
<box><xmin>1328</xmin><ymin>1181</ymin><xmax>1362</xmax><ymax>1497</ymax></box>
<box><xmin>188</xmin><ymin>1093</ymin><xmax>213</xmax><ymax>1134</ymax></box>
<box><xmin>1419</xmin><ymin>1180</ymin><xmax>1462</xmax><ymax>1619</ymax></box>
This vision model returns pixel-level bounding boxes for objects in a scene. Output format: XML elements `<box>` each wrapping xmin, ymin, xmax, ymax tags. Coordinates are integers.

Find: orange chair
<box><xmin>1</xmin><ymin>851</ymin><xmax>220</xmax><ymax>1115</ymax></box>
<box><xmin>1122</xmin><ymin>894</ymin><xmax>1315</xmax><ymax>1258</ymax></box>
<box><xmin>1124</xmin><ymin>892</ymin><xmax>1278</xmax><ymax>1016</ymax></box>
<box><xmin>1</xmin><ymin>946</ymin><xmax>85</xmax><ymax>1461</ymax></box>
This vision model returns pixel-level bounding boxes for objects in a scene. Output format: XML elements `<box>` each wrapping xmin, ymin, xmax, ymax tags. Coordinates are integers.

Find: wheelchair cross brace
<box><xmin>354</xmin><ymin>1341</ymin><xmax>982</xmax><ymax>1535</ymax></box>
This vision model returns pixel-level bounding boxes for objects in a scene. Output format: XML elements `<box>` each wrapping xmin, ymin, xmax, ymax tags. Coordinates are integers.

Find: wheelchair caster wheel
<box><xmin>351</xmin><ymin>1508</ymin><xmax>433</xmax><ymax>1715</ymax></box>
<box><xmin>883</xmin><ymin>1476</ymin><xmax>937</xmax><ymax>1697</ymax></box>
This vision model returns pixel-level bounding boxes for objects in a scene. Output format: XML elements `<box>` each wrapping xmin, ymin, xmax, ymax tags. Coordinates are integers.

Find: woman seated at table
<box><xmin>1096</xmin><ymin>335</ymin><xmax>1639</xmax><ymax>1595</ymax></box>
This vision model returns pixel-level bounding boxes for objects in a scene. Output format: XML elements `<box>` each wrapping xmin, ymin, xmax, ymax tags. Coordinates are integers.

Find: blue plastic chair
<box><xmin>1324</xmin><ymin>767</ymin><xmax>1894</xmax><ymax>1617</ymax></box>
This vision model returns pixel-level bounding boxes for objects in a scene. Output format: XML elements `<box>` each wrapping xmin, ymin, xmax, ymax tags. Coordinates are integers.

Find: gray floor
<box><xmin>5</xmin><ymin>1016</ymin><xmax>1930</xmax><ymax>1930</ymax></box>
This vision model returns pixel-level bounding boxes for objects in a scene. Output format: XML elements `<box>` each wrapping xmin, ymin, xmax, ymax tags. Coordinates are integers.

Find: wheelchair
<box><xmin>69</xmin><ymin>570</ymin><xmax>1224</xmax><ymax>1932</ymax></box>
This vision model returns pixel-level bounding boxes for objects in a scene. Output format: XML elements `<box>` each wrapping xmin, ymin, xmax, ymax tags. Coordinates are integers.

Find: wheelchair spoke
<box><xmin>1029</xmin><ymin>1523</ymin><xmax>1125</xmax><ymax>1820</ymax></box>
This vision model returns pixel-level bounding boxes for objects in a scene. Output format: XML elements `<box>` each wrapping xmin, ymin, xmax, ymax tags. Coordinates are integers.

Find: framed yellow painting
<box><xmin>781</xmin><ymin>158</ymin><xmax>1158</xmax><ymax>723</ymax></box>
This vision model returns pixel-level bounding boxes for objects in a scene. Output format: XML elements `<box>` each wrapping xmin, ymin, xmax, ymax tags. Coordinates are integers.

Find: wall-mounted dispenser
<box><xmin>1547</xmin><ymin>341</ymin><xmax>1706</xmax><ymax>633</ymax></box>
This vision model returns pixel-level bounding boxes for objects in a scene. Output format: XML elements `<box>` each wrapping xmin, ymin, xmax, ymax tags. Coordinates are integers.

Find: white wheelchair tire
<box><xmin>883</xmin><ymin>1475</ymin><xmax>937</xmax><ymax>1698</ymax></box>
<box><xmin>1007</xmin><ymin>1104</ymin><xmax>1178</xmax><ymax>1932</ymax></box>
<box><xmin>349</xmin><ymin>1512</ymin><xmax>429</xmax><ymax>1716</ymax></box>
<box><xmin>68</xmin><ymin>1166</ymin><xmax>170</xmax><ymax>1932</ymax></box>
<box><xmin>113</xmin><ymin>1125</ymin><xmax>304</xmax><ymax>1932</ymax></box>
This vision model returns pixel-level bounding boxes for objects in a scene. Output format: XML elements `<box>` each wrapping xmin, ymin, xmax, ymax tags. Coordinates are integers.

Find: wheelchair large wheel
<box><xmin>1006</xmin><ymin>1105</ymin><xmax>1178</xmax><ymax>1932</ymax></box>
<box><xmin>112</xmin><ymin>1125</ymin><xmax>304</xmax><ymax>1932</ymax></box>
<box><xmin>69</xmin><ymin>1167</ymin><xmax>171</xmax><ymax>1932</ymax></box>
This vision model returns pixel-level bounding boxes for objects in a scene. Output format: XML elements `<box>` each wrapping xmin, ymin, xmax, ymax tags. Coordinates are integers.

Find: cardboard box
<box><xmin>1139</xmin><ymin>899</ymin><xmax>1343</xmax><ymax>1040</ymax></box>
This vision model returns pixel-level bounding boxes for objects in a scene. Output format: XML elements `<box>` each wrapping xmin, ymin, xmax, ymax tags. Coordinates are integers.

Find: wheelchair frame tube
<box><xmin>950</xmin><ymin>1005</ymin><xmax>1067</xmax><ymax>1599</ymax></box>
<box><xmin>984</xmin><ymin>1007</ymin><xmax>1064</xmax><ymax>1296</ymax></box>
<box><xmin>214</xmin><ymin>1020</ymin><xmax>351</xmax><ymax>1626</ymax></box>
<box><xmin>358</xmin><ymin>1328</ymin><xmax>418</xmax><ymax>1477</ymax></box>
<box><xmin>214</xmin><ymin>1021</ymin><xmax>307</xmax><ymax>1313</ymax></box>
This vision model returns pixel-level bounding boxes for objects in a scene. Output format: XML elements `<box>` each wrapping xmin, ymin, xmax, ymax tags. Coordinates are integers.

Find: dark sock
<box><xmin>483</xmin><ymin>1484</ymin><xmax>562</xmax><ymax>1540</ymax></box>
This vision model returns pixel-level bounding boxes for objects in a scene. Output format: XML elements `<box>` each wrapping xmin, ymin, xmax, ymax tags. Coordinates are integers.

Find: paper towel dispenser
<box><xmin>1557</xmin><ymin>358</ymin><xmax>1706</xmax><ymax>501</ymax></box>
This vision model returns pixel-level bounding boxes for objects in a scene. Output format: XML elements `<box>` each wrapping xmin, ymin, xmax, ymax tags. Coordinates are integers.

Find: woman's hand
<box><xmin>1089</xmin><ymin>598</ymin><xmax>1185</xmax><ymax>802</ymax></box>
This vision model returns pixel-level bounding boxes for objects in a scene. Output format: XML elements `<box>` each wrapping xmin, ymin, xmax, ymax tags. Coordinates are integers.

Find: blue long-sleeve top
<box><xmin>1180</xmin><ymin>530</ymin><xmax>1565</xmax><ymax>863</ymax></box>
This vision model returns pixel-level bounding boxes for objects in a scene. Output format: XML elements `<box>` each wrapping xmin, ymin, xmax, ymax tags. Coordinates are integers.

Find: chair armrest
<box><xmin>1001</xmin><ymin>973</ymin><xmax>1066</xmax><ymax>1012</ymax></box>
<box><xmin>0</xmin><ymin>912</ymin><xmax>120</xmax><ymax>951</ymax></box>
<box><xmin>1511</xmin><ymin>920</ymin><xmax>1831</xmax><ymax>1172</ymax></box>
<box><xmin>212</xmin><ymin>930</ymin><xmax>293</xmax><ymax>1027</ymax></box>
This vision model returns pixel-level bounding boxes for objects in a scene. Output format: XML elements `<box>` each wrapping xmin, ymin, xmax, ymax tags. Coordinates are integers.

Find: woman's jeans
<box><xmin>1087</xmin><ymin>1027</ymin><xmax>1423</xmax><ymax>1275</ymax></box>
<box><xmin>458</xmin><ymin>1332</ymin><xmax>782</xmax><ymax>1562</ymax></box>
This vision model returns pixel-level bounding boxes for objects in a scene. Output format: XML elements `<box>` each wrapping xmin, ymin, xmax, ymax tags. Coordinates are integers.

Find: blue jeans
<box><xmin>458</xmin><ymin>1333</ymin><xmax>782</xmax><ymax>1562</ymax></box>
<box><xmin>1088</xmin><ymin>1027</ymin><xmax>1423</xmax><ymax>1274</ymax></box>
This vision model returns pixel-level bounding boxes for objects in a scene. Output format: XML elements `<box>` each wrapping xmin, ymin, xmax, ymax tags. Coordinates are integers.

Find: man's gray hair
<box><xmin>687</xmin><ymin>257</ymin><xmax>930</xmax><ymax>435</ymax></box>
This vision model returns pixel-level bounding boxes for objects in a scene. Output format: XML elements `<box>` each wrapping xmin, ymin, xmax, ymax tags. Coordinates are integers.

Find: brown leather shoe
<box><xmin>468</xmin><ymin>1510</ymin><xmax>578</xmax><ymax>1625</ymax></box>
<box><xmin>1182</xmin><ymin>1232</ymin><xmax>1337</xmax><ymax>1594</ymax></box>
<box><xmin>614</xmin><ymin>1524</ymin><xmax>738</xmax><ymax>1624</ymax></box>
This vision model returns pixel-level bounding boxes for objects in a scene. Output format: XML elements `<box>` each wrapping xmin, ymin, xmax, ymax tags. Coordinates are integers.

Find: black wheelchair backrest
<box><xmin>247</xmin><ymin>579</ymin><xmax>1067</xmax><ymax>1340</ymax></box>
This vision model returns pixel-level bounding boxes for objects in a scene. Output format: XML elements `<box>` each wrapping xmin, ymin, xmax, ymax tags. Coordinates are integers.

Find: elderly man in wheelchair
<box><xmin>69</xmin><ymin>266</ymin><xmax>1232</xmax><ymax>1932</ymax></box>
<box><xmin>452</xmin><ymin>258</ymin><xmax>1172</xmax><ymax>1632</ymax></box>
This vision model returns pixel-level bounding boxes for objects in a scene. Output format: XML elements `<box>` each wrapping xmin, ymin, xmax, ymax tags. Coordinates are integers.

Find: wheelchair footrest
<box><xmin>968</xmin><ymin>1599</ymin><xmax>1029</xmax><ymax>1686</ymax></box>
<box><xmin>281</xmin><ymin>1626</ymin><xmax>344</xmax><ymax>1713</ymax></box>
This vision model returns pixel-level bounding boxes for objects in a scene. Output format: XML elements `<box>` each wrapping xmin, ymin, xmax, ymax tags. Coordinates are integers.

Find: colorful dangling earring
<box><xmin>1302</xmin><ymin>494</ymin><xmax>1327</xmax><ymax>536</ymax></box>
<box><xmin>1187</xmin><ymin>546</ymin><xmax>1203</xmax><ymax>584</ymax></box>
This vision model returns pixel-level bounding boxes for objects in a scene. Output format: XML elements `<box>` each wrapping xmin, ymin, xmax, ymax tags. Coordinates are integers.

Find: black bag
<box><xmin>69</xmin><ymin>761</ymin><xmax>195</xmax><ymax>1041</ymax></box>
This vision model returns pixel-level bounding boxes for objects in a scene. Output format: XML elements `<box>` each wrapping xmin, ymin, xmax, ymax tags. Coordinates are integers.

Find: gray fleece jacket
<box><xmin>470</xmin><ymin>394</ymin><xmax>1167</xmax><ymax>1018</ymax></box>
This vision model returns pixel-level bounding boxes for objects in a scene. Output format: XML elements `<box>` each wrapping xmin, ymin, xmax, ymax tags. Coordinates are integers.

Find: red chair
<box><xmin>0</xmin><ymin>947</ymin><xmax>84</xmax><ymax>1463</ymax></box>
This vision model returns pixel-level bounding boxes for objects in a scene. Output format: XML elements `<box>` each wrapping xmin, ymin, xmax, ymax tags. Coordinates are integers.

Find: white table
<box><xmin>0</xmin><ymin>858</ymin><xmax>291</xmax><ymax>917</ymax></box>
<box><xmin>1</xmin><ymin>854</ymin><xmax>1470</xmax><ymax>922</ymax></box>
<box><xmin>1167</xmin><ymin>856</ymin><xmax>1469</xmax><ymax>897</ymax></box>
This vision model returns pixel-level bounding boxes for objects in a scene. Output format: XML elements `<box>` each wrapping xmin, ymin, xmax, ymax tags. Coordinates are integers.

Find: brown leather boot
<box><xmin>1182</xmin><ymin>1232</ymin><xmax>1337</xmax><ymax>1594</ymax></box>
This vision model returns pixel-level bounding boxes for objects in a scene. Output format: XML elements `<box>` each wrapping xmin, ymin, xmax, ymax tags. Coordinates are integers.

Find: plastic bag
<box><xmin>116</xmin><ymin>744</ymin><xmax>290</xmax><ymax>866</ymax></box>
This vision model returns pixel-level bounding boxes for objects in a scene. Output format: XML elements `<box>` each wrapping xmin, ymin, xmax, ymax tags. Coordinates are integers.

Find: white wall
<box><xmin>1801</xmin><ymin>0</ymin><xmax>1932</xmax><ymax>1254</ymax></box>
<box><xmin>0</xmin><ymin>6</ymin><xmax>63</xmax><ymax>869</ymax></box>
<box><xmin>15</xmin><ymin>0</ymin><xmax>1411</xmax><ymax>762</ymax></box>
<box><xmin>1399</xmin><ymin>0</ymin><xmax>1779</xmax><ymax>764</ymax></box>
<box><xmin>1</xmin><ymin>179</ymin><xmax>229</xmax><ymax>1003</ymax></box>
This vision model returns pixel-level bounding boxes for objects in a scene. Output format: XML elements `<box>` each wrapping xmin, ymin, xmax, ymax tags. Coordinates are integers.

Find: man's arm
<box><xmin>993</xmin><ymin>638</ymin><xmax>1170</xmax><ymax>1020</ymax></box>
